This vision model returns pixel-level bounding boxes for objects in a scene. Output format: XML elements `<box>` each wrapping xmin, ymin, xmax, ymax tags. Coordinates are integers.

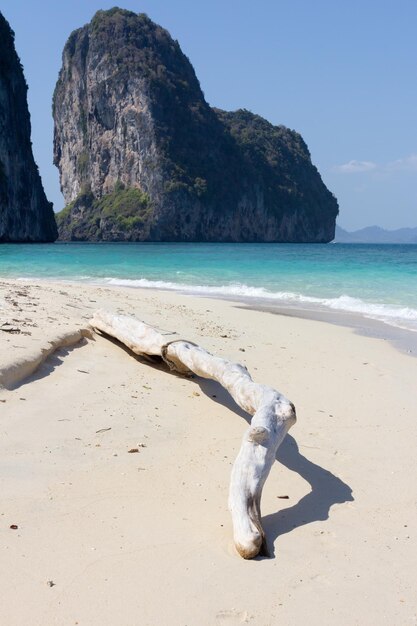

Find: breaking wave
<box><xmin>103</xmin><ymin>277</ymin><xmax>417</xmax><ymax>332</ymax></box>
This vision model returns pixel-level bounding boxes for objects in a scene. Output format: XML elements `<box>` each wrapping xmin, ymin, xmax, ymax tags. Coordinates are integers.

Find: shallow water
<box><xmin>1</xmin><ymin>242</ymin><xmax>416</xmax><ymax>333</ymax></box>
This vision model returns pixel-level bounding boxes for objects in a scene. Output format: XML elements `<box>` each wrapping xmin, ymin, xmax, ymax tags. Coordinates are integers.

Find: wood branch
<box><xmin>90</xmin><ymin>310</ymin><xmax>296</xmax><ymax>559</ymax></box>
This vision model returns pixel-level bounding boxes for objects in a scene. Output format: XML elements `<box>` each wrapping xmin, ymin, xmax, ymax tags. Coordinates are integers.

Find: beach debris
<box><xmin>9</xmin><ymin>524</ymin><xmax>18</xmax><ymax>530</ymax></box>
<box><xmin>0</xmin><ymin>323</ymin><xmax>20</xmax><ymax>333</ymax></box>
<box><xmin>128</xmin><ymin>448</ymin><xmax>139</xmax><ymax>453</ymax></box>
<box><xmin>90</xmin><ymin>309</ymin><xmax>296</xmax><ymax>560</ymax></box>
<box><xmin>96</xmin><ymin>427</ymin><xmax>111</xmax><ymax>433</ymax></box>
<box><xmin>278</xmin><ymin>495</ymin><xmax>289</xmax><ymax>499</ymax></box>
<box><xmin>47</xmin><ymin>580</ymin><xmax>55</xmax><ymax>587</ymax></box>
<box><xmin>77</xmin><ymin>369</ymin><xmax>89</xmax><ymax>374</ymax></box>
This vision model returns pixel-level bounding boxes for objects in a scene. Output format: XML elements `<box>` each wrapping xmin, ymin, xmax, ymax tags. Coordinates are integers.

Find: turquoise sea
<box><xmin>1</xmin><ymin>242</ymin><xmax>417</xmax><ymax>333</ymax></box>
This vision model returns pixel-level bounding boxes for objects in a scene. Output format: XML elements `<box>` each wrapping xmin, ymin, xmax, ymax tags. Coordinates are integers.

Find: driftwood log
<box><xmin>90</xmin><ymin>310</ymin><xmax>296</xmax><ymax>559</ymax></box>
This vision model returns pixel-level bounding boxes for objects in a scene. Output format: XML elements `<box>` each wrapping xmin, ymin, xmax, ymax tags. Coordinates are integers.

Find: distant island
<box><xmin>53</xmin><ymin>8</ymin><xmax>338</xmax><ymax>243</ymax></box>
<box><xmin>334</xmin><ymin>225</ymin><xmax>417</xmax><ymax>243</ymax></box>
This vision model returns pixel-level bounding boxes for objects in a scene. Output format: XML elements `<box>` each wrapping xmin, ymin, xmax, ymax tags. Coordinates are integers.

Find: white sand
<box><xmin>1</xmin><ymin>279</ymin><xmax>416</xmax><ymax>625</ymax></box>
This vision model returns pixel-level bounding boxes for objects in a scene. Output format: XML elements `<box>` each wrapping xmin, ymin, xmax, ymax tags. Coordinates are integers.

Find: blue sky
<box><xmin>2</xmin><ymin>0</ymin><xmax>417</xmax><ymax>230</ymax></box>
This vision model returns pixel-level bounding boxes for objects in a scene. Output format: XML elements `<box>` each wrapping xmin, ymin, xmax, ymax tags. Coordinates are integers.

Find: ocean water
<box><xmin>0</xmin><ymin>242</ymin><xmax>417</xmax><ymax>333</ymax></box>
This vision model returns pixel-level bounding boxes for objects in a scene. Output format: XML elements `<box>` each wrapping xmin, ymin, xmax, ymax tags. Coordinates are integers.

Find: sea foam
<box><xmin>103</xmin><ymin>277</ymin><xmax>417</xmax><ymax>333</ymax></box>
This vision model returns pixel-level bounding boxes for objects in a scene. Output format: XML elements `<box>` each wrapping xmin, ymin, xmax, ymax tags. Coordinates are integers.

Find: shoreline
<box><xmin>245</xmin><ymin>301</ymin><xmax>417</xmax><ymax>358</ymax></box>
<box><xmin>2</xmin><ymin>240</ymin><xmax>417</xmax><ymax>340</ymax></box>
<box><xmin>1</xmin><ymin>278</ymin><xmax>417</xmax><ymax>624</ymax></box>
<box><xmin>5</xmin><ymin>274</ymin><xmax>417</xmax><ymax>358</ymax></box>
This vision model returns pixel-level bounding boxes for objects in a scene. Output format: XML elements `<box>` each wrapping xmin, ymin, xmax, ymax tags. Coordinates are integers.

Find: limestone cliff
<box><xmin>0</xmin><ymin>13</ymin><xmax>57</xmax><ymax>242</ymax></box>
<box><xmin>54</xmin><ymin>8</ymin><xmax>338</xmax><ymax>242</ymax></box>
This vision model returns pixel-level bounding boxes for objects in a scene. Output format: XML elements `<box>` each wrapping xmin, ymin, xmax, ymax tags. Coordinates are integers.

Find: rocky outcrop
<box><xmin>0</xmin><ymin>13</ymin><xmax>57</xmax><ymax>242</ymax></box>
<box><xmin>54</xmin><ymin>8</ymin><xmax>338</xmax><ymax>242</ymax></box>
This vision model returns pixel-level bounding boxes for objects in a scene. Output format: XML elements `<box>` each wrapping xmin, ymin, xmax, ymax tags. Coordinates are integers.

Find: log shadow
<box><xmin>12</xmin><ymin>328</ymin><xmax>165</xmax><ymax>390</ymax></box>
<box><xmin>14</xmin><ymin>338</ymin><xmax>90</xmax><ymax>389</ymax></box>
<box><xmin>94</xmin><ymin>330</ymin><xmax>188</xmax><ymax>379</ymax></box>
<box><xmin>196</xmin><ymin>378</ymin><xmax>353</xmax><ymax>559</ymax></box>
<box><xmin>262</xmin><ymin>435</ymin><xmax>353</xmax><ymax>558</ymax></box>
<box><xmin>195</xmin><ymin>378</ymin><xmax>250</xmax><ymax>421</ymax></box>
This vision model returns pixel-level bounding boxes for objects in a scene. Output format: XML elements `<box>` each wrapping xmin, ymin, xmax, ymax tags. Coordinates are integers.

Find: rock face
<box><xmin>54</xmin><ymin>8</ymin><xmax>338</xmax><ymax>242</ymax></box>
<box><xmin>0</xmin><ymin>13</ymin><xmax>57</xmax><ymax>242</ymax></box>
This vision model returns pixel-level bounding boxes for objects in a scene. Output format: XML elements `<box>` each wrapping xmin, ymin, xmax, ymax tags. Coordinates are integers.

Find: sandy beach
<box><xmin>1</xmin><ymin>278</ymin><xmax>416</xmax><ymax>625</ymax></box>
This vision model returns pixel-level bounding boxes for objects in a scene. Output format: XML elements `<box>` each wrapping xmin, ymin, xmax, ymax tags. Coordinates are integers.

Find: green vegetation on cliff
<box><xmin>215</xmin><ymin>108</ymin><xmax>338</xmax><ymax>224</ymax></box>
<box><xmin>56</xmin><ymin>185</ymin><xmax>151</xmax><ymax>241</ymax></box>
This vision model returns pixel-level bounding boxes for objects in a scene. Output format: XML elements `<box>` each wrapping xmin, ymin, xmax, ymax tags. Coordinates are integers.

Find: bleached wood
<box><xmin>90</xmin><ymin>310</ymin><xmax>296</xmax><ymax>559</ymax></box>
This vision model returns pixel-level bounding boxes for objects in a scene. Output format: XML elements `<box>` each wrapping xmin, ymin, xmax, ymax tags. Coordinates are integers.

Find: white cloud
<box><xmin>386</xmin><ymin>154</ymin><xmax>417</xmax><ymax>171</ymax></box>
<box><xmin>333</xmin><ymin>160</ymin><xmax>377</xmax><ymax>174</ymax></box>
<box><xmin>332</xmin><ymin>154</ymin><xmax>417</xmax><ymax>175</ymax></box>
